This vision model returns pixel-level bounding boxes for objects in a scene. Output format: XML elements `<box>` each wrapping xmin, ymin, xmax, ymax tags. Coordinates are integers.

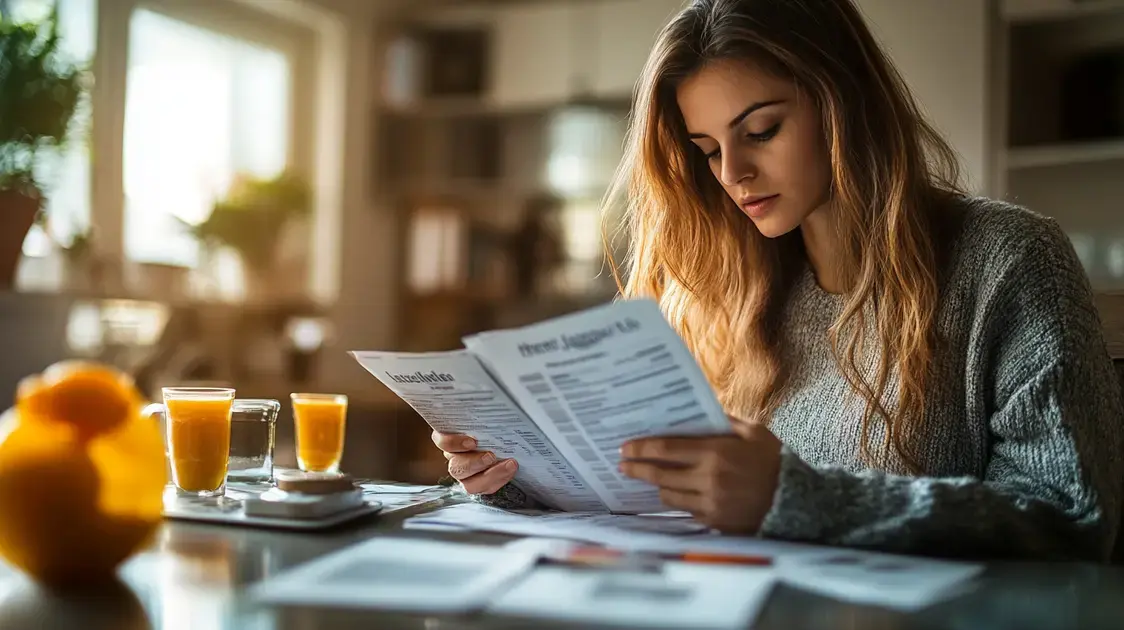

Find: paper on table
<box><xmin>359</xmin><ymin>483</ymin><xmax>445</xmax><ymax>494</ymax></box>
<box><xmin>405</xmin><ymin>502</ymin><xmax>718</xmax><ymax>548</ymax></box>
<box><xmin>350</xmin><ymin>350</ymin><xmax>606</xmax><ymax>512</ymax></box>
<box><xmin>464</xmin><ymin>299</ymin><xmax>733</xmax><ymax>514</ymax></box>
<box><xmin>404</xmin><ymin>503</ymin><xmax>982</xmax><ymax>611</ymax></box>
<box><xmin>249</xmin><ymin>537</ymin><xmax>537</xmax><ymax>614</ymax></box>
<box><xmin>488</xmin><ymin>562</ymin><xmax>776</xmax><ymax>629</ymax></box>
<box><xmin>775</xmin><ymin>549</ymin><xmax>983</xmax><ymax>611</ymax></box>
<box><xmin>357</xmin><ymin>484</ymin><xmax>450</xmax><ymax>513</ymax></box>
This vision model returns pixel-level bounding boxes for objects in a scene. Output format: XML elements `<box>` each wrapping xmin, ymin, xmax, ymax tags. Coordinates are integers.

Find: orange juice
<box><xmin>291</xmin><ymin>394</ymin><xmax>347</xmax><ymax>473</ymax></box>
<box><xmin>166</xmin><ymin>395</ymin><xmax>233</xmax><ymax>493</ymax></box>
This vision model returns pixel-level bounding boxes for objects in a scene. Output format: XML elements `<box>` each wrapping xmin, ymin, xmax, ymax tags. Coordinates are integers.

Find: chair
<box><xmin>1113</xmin><ymin>359</ymin><xmax>1124</xmax><ymax>565</ymax></box>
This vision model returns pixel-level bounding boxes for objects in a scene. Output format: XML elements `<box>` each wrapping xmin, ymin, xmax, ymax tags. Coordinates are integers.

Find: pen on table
<box><xmin>660</xmin><ymin>551</ymin><xmax>773</xmax><ymax>566</ymax></box>
<box><xmin>551</xmin><ymin>545</ymin><xmax>773</xmax><ymax>569</ymax></box>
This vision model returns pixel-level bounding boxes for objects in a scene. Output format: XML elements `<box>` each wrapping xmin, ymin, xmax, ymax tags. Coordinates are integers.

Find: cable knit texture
<box><xmin>759</xmin><ymin>198</ymin><xmax>1122</xmax><ymax>561</ymax></box>
<box><xmin>478</xmin><ymin>197</ymin><xmax>1124</xmax><ymax>562</ymax></box>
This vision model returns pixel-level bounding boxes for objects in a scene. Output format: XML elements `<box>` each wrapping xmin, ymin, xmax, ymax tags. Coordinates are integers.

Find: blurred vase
<box><xmin>0</xmin><ymin>190</ymin><xmax>40</xmax><ymax>292</ymax></box>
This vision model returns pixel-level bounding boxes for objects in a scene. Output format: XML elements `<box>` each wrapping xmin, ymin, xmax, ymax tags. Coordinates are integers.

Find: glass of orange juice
<box><xmin>163</xmin><ymin>387</ymin><xmax>235</xmax><ymax>497</ymax></box>
<box><xmin>290</xmin><ymin>393</ymin><xmax>348</xmax><ymax>473</ymax></box>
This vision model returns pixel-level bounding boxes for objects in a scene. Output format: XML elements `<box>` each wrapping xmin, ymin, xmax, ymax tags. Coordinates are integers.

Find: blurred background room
<box><xmin>2</xmin><ymin>0</ymin><xmax>1123</xmax><ymax>484</ymax></box>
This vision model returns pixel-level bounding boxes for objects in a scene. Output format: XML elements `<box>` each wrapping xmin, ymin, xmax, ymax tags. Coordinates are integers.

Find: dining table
<box><xmin>1</xmin><ymin>482</ymin><xmax>1122</xmax><ymax>630</ymax></box>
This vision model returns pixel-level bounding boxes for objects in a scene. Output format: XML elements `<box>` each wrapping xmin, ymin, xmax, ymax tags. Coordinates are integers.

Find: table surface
<box><xmin>2</xmin><ymin>486</ymin><xmax>1122</xmax><ymax>630</ymax></box>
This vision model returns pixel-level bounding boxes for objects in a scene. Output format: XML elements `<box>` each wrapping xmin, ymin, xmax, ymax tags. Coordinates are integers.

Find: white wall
<box><xmin>307</xmin><ymin>0</ymin><xmax>403</xmax><ymax>392</ymax></box>
<box><xmin>857</xmin><ymin>0</ymin><xmax>990</xmax><ymax>193</ymax></box>
<box><xmin>244</xmin><ymin>0</ymin><xmax>403</xmax><ymax>392</ymax></box>
<box><xmin>414</xmin><ymin>0</ymin><xmax>991</xmax><ymax>191</ymax></box>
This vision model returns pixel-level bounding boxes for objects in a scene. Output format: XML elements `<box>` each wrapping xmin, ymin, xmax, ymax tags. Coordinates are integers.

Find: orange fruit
<box><xmin>16</xmin><ymin>361</ymin><xmax>140</xmax><ymax>439</ymax></box>
<box><xmin>0</xmin><ymin>362</ymin><xmax>165</xmax><ymax>589</ymax></box>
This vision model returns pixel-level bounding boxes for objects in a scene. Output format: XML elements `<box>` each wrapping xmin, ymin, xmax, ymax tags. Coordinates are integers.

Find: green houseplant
<box><xmin>0</xmin><ymin>6</ymin><xmax>84</xmax><ymax>290</ymax></box>
<box><xmin>189</xmin><ymin>171</ymin><xmax>311</xmax><ymax>296</ymax></box>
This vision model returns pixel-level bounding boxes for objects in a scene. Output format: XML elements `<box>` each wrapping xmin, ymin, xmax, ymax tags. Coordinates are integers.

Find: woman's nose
<box><xmin>720</xmin><ymin>152</ymin><xmax>757</xmax><ymax>187</ymax></box>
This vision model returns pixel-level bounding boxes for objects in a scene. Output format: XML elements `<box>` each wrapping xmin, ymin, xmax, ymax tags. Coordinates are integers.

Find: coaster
<box><xmin>162</xmin><ymin>484</ymin><xmax>383</xmax><ymax>531</ymax></box>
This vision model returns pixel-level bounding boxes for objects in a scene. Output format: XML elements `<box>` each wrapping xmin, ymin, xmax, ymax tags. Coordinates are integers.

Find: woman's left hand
<box><xmin>619</xmin><ymin>421</ymin><xmax>783</xmax><ymax>534</ymax></box>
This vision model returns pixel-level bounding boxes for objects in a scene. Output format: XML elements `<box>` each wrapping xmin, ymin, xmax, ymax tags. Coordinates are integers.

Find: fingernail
<box><xmin>503</xmin><ymin>459</ymin><xmax>517</xmax><ymax>471</ymax></box>
<box><xmin>462</xmin><ymin>438</ymin><xmax>476</xmax><ymax>450</ymax></box>
<box><xmin>482</xmin><ymin>452</ymin><xmax>496</xmax><ymax>466</ymax></box>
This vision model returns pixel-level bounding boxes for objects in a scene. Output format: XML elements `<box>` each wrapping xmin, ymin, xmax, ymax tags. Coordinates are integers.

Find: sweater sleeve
<box><xmin>467</xmin><ymin>482</ymin><xmax>545</xmax><ymax>510</ymax></box>
<box><xmin>758</xmin><ymin>217</ymin><xmax>1124</xmax><ymax>561</ymax></box>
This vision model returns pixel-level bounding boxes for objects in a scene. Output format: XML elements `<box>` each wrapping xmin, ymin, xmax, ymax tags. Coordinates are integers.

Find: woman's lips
<box><xmin>740</xmin><ymin>194</ymin><xmax>779</xmax><ymax>218</ymax></box>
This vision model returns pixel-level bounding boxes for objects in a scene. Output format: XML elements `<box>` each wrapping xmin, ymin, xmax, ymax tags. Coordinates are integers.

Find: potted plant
<box><xmin>189</xmin><ymin>171</ymin><xmax>311</xmax><ymax>299</ymax></box>
<box><xmin>0</xmin><ymin>7</ymin><xmax>85</xmax><ymax>290</ymax></box>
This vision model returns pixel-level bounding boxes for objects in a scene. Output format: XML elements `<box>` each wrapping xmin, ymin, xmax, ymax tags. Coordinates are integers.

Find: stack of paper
<box><xmin>250</xmin><ymin>535</ymin><xmax>777</xmax><ymax>629</ymax></box>
<box><xmin>488</xmin><ymin>561</ymin><xmax>776</xmax><ymax>629</ymax></box>
<box><xmin>250</xmin><ymin>538</ymin><xmax>536</xmax><ymax>614</ymax></box>
<box><xmin>775</xmin><ymin>549</ymin><xmax>983</xmax><ymax>611</ymax></box>
<box><xmin>404</xmin><ymin>503</ymin><xmax>983</xmax><ymax>612</ymax></box>
<box><xmin>351</xmin><ymin>298</ymin><xmax>735</xmax><ymax>515</ymax></box>
<box><xmin>403</xmin><ymin>502</ymin><xmax>784</xmax><ymax>553</ymax></box>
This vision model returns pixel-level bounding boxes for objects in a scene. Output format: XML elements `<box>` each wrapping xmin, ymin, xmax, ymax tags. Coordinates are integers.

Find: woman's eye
<box><xmin>746</xmin><ymin>123</ymin><xmax>781</xmax><ymax>143</ymax></box>
<box><xmin>705</xmin><ymin>148</ymin><xmax>721</xmax><ymax>161</ymax></box>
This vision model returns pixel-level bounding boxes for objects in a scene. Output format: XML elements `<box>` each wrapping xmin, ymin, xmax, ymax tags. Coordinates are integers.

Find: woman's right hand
<box><xmin>431</xmin><ymin>430</ymin><xmax>519</xmax><ymax>495</ymax></box>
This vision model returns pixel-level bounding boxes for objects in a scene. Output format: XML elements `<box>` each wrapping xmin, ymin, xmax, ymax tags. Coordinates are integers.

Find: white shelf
<box><xmin>1005</xmin><ymin>138</ymin><xmax>1124</xmax><ymax>169</ymax></box>
<box><xmin>1004</xmin><ymin>0</ymin><xmax>1124</xmax><ymax>22</ymax></box>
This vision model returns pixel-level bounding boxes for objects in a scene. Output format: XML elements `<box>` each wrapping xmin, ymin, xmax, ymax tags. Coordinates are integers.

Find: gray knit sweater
<box><xmin>481</xmin><ymin>197</ymin><xmax>1124</xmax><ymax>562</ymax></box>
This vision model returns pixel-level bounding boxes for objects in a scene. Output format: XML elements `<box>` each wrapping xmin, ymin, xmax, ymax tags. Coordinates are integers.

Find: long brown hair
<box><xmin>605</xmin><ymin>0</ymin><xmax>963</xmax><ymax>471</ymax></box>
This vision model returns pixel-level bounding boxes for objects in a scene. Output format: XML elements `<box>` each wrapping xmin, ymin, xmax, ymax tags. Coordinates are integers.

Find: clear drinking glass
<box><xmin>227</xmin><ymin>399</ymin><xmax>280</xmax><ymax>484</ymax></box>
<box><xmin>158</xmin><ymin>387</ymin><xmax>235</xmax><ymax>498</ymax></box>
<box><xmin>290</xmin><ymin>393</ymin><xmax>348</xmax><ymax>473</ymax></box>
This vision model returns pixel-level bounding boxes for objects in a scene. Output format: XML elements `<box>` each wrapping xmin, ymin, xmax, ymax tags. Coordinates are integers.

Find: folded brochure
<box><xmin>351</xmin><ymin>298</ymin><xmax>732</xmax><ymax>514</ymax></box>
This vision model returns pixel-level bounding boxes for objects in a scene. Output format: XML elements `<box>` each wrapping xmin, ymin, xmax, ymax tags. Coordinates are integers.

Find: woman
<box><xmin>432</xmin><ymin>0</ymin><xmax>1123</xmax><ymax>561</ymax></box>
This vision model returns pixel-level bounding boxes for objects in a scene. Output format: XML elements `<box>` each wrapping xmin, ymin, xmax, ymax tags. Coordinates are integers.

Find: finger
<box><xmin>462</xmin><ymin>459</ymin><xmax>518</xmax><ymax>495</ymax></box>
<box><xmin>658</xmin><ymin>487</ymin><xmax>705</xmax><ymax>514</ymax></box>
<box><xmin>619</xmin><ymin>461</ymin><xmax>700</xmax><ymax>493</ymax></box>
<box><xmin>620</xmin><ymin>437</ymin><xmax>707</xmax><ymax>466</ymax></box>
<box><xmin>447</xmin><ymin>451</ymin><xmax>498</xmax><ymax>480</ymax></box>
<box><xmin>431</xmin><ymin>430</ymin><xmax>477</xmax><ymax>453</ymax></box>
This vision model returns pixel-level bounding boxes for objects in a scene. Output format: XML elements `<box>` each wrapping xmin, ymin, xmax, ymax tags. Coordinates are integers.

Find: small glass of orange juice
<box><xmin>290</xmin><ymin>393</ymin><xmax>348</xmax><ymax>473</ymax></box>
<box><xmin>163</xmin><ymin>387</ymin><xmax>235</xmax><ymax>497</ymax></box>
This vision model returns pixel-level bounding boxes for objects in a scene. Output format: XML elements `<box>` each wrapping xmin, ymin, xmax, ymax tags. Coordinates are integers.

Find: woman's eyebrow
<box><xmin>688</xmin><ymin>99</ymin><xmax>785</xmax><ymax>139</ymax></box>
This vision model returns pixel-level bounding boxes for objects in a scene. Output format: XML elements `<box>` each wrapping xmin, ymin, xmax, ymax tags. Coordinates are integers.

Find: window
<box><xmin>406</xmin><ymin>207</ymin><xmax>466</xmax><ymax>294</ymax></box>
<box><xmin>544</xmin><ymin>105</ymin><xmax>623</xmax><ymax>199</ymax></box>
<box><xmin>554</xmin><ymin>199</ymin><xmax>610</xmax><ymax>296</ymax></box>
<box><xmin>9</xmin><ymin>0</ymin><xmax>97</xmax><ymax>257</ymax></box>
<box><xmin>542</xmin><ymin>105</ymin><xmax>625</xmax><ymax>296</ymax></box>
<box><xmin>123</xmin><ymin>9</ymin><xmax>291</xmax><ymax>268</ymax></box>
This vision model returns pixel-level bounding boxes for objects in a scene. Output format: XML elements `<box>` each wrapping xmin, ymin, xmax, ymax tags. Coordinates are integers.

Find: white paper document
<box><xmin>359</xmin><ymin>483</ymin><xmax>445</xmax><ymax>494</ymax></box>
<box><xmin>352</xmin><ymin>299</ymin><xmax>732</xmax><ymax>514</ymax></box>
<box><xmin>404</xmin><ymin>502</ymin><xmax>715</xmax><ymax>548</ymax></box>
<box><xmin>775</xmin><ymin>549</ymin><xmax>983</xmax><ymax>611</ymax></box>
<box><xmin>249</xmin><ymin>537</ymin><xmax>537</xmax><ymax>614</ymax></box>
<box><xmin>404</xmin><ymin>503</ymin><xmax>982</xmax><ymax>612</ymax></box>
<box><xmin>349</xmin><ymin>350</ymin><xmax>605</xmax><ymax>512</ymax></box>
<box><xmin>488</xmin><ymin>562</ymin><xmax>776</xmax><ymax>629</ymax></box>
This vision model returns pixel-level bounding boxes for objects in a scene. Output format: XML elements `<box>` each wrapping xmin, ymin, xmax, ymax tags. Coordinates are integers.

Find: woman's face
<box><xmin>676</xmin><ymin>58</ymin><xmax>832</xmax><ymax>238</ymax></box>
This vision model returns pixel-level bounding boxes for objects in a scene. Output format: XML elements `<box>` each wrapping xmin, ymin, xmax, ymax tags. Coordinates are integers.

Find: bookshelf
<box><xmin>994</xmin><ymin>0</ymin><xmax>1124</xmax><ymax>290</ymax></box>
